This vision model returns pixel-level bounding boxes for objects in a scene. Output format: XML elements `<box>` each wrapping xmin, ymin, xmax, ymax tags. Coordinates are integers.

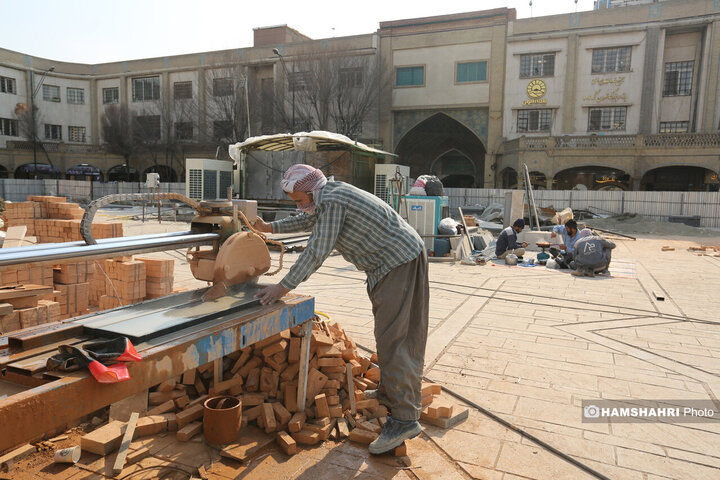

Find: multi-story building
<box><xmin>499</xmin><ymin>0</ymin><xmax>720</xmax><ymax>191</ymax></box>
<box><xmin>1</xmin><ymin>0</ymin><xmax>718</xmax><ymax>191</ymax></box>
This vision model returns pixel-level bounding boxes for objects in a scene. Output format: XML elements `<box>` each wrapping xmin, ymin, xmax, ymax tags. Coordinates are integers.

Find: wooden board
<box><xmin>113</xmin><ymin>412</ymin><xmax>139</xmax><ymax>475</ymax></box>
<box><xmin>0</xmin><ymin>285</ymin><xmax>53</xmax><ymax>301</ymax></box>
<box><xmin>219</xmin><ymin>425</ymin><xmax>274</xmax><ymax>463</ymax></box>
<box><xmin>2</xmin><ymin>226</ymin><xmax>27</xmax><ymax>249</ymax></box>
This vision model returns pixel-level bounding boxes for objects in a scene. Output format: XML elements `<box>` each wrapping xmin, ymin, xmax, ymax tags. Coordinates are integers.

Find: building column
<box><xmin>638</xmin><ymin>27</ymin><xmax>661</xmax><ymax>134</ymax></box>
<box><xmin>562</xmin><ymin>34</ymin><xmax>579</xmax><ymax>133</ymax></box>
<box><xmin>701</xmin><ymin>21</ymin><xmax>720</xmax><ymax>132</ymax></box>
<box><xmin>90</xmin><ymin>78</ymin><xmax>99</xmax><ymax>146</ymax></box>
<box><xmin>198</xmin><ymin>68</ymin><xmax>207</xmax><ymax>142</ymax></box>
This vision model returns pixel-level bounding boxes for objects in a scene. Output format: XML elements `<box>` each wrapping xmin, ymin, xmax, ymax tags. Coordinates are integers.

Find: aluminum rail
<box><xmin>0</xmin><ymin>230</ymin><xmax>197</xmax><ymax>254</ymax></box>
<box><xmin>0</xmin><ymin>232</ymin><xmax>219</xmax><ymax>270</ymax></box>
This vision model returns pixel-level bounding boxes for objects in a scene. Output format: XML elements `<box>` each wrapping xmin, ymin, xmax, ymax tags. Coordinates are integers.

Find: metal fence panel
<box><xmin>446</xmin><ymin>188</ymin><xmax>720</xmax><ymax>229</ymax></box>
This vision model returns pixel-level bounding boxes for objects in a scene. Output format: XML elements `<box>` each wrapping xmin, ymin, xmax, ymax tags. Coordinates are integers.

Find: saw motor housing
<box><xmin>187</xmin><ymin>200</ymin><xmax>270</xmax><ymax>283</ymax></box>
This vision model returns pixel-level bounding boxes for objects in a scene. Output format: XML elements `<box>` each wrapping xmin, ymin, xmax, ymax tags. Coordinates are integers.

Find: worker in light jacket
<box><xmin>495</xmin><ymin>219</ymin><xmax>528</xmax><ymax>259</ymax></box>
<box><xmin>570</xmin><ymin>228</ymin><xmax>615</xmax><ymax>277</ymax></box>
<box><xmin>254</xmin><ymin>164</ymin><xmax>428</xmax><ymax>455</ymax></box>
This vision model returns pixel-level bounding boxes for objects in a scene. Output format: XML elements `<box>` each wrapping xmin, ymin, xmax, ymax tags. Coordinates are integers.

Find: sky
<box><xmin>2</xmin><ymin>0</ymin><xmax>596</xmax><ymax>64</ymax></box>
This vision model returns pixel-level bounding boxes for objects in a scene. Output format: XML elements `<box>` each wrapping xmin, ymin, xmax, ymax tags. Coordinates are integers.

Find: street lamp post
<box><xmin>30</xmin><ymin>66</ymin><xmax>55</xmax><ymax>179</ymax></box>
<box><xmin>272</xmin><ymin>48</ymin><xmax>295</xmax><ymax>132</ymax></box>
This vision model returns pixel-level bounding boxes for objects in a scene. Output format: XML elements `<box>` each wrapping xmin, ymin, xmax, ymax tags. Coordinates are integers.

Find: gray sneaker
<box><xmin>368</xmin><ymin>418</ymin><xmax>422</xmax><ymax>454</ymax></box>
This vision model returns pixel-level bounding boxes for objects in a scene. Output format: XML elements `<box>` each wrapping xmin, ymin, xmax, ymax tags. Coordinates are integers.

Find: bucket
<box><xmin>203</xmin><ymin>395</ymin><xmax>242</xmax><ymax>444</ymax></box>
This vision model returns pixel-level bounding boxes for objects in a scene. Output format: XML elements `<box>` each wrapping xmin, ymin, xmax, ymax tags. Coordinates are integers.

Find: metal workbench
<box><xmin>0</xmin><ymin>288</ymin><xmax>315</xmax><ymax>453</ymax></box>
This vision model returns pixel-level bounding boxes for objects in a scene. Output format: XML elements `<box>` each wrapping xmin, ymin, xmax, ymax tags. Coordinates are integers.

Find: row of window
<box><xmin>132</xmin><ymin>117</ymin><xmax>233</xmax><ymax>141</ymax></box>
<box><xmin>519</xmin><ymin>49</ymin><xmax>694</xmax><ymax>97</ymax></box>
<box><xmin>517</xmin><ymin>107</ymin><xmax>690</xmax><ymax>133</ymax></box>
<box><xmin>396</xmin><ymin>61</ymin><xmax>488</xmax><ymax>87</ymax></box>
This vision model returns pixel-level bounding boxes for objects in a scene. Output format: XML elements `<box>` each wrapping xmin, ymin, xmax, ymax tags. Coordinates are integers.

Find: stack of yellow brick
<box><xmin>137</xmin><ymin>258</ymin><xmax>174</xmax><ymax>299</ymax></box>
<box><xmin>2</xmin><ymin>202</ymin><xmax>36</xmax><ymax>236</ymax></box>
<box><xmin>0</xmin><ymin>299</ymin><xmax>62</xmax><ymax>334</ymax></box>
<box><xmin>95</xmin><ymin>258</ymin><xmax>147</xmax><ymax>310</ymax></box>
<box><xmin>53</xmin><ymin>262</ymin><xmax>92</xmax><ymax>320</ymax></box>
<box><xmin>1</xmin><ymin>195</ymin><xmax>122</xmax><ymax>244</ymax></box>
<box><xmin>0</xmin><ymin>266</ymin><xmax>54</xmax><ymax>287</ymax></box>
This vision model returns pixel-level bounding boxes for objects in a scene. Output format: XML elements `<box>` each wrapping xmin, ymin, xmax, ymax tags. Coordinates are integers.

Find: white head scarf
<box><xmin>281</xmin><ymin>164</ymin><xmax>327</xmax><ymax>214</ymax></box>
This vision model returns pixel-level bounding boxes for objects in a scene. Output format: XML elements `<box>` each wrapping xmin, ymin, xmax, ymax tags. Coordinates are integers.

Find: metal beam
<box><xmin>0</xmin><ymin>294</ymin><xmax>314</xmax><ymax>452</ymax></box>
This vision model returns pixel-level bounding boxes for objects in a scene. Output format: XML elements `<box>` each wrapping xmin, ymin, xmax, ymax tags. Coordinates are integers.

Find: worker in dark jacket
<box><xmin>495</xmin><ymin>219</ymin><xmax>528</xmax><ymax>259</ymax></box>
<box><xmin>570</xmin><ymin>228</ymin><xmax>615</xmax><ymax>276</ymax></box>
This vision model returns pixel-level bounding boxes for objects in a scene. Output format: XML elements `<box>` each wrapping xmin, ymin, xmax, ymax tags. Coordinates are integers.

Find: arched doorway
<box><xmin>499</xmin><ymin>167</ymin><xmax>518</xmax><ymax>189</ymax></box>
<box><xmin>143</xmin><ymin>165</ymin><xmax>177</xmax><ymax>183</ymax></box>
<box><xmin>14</xmin><ymin>163</ymin><xmax>61</xmax><ymax>179</ymax></box>
<box><xmin>431</xmin><ymin>149</ymin><xmax>475</xmax><ymax>187</ymax></box>
<box><xmin>553</xmin><ymin>166</ymin><xmax>630</xmax><ymax>191</ymax></box>
<box><xmin>640</xmin><ymin>166</ymin><xmax>719</xmax><ymax>192</ymax></box>
<box><xmin>0</xmin><ymin>165</ymin><xmax>8</xmax><ymax>179</ymax></box>
<box><xmin>66</xmin><ymin>164</ymin><xmax>103</xmax><ymax>181</ymax></box>
<box><xmin>108</xmin><ymin>164</ymin><xmax>139</xmax><ymax>182</ymax></box>
<box><xmin>529</xmin><ymin>171</ymin><xmax>547</xmax><ymax>190</ymax></box>
<box><xmin>395</xmin><ymin>113</ymin><xmax>485</xmax><ymax>187</ymax></box>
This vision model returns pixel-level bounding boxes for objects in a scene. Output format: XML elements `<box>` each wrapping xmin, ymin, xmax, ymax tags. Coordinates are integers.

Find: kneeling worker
<box><xmin>570</xmin><ymin>228</ymin><xmax>615</xmax><ymax>277</ymax></box>
<box><xmin>495</xmin><ymin>219</ymin><xmax>528</xmax><ymax>259</ymax></box>
<box><xmin>253</xmin><ymin>164</ymin><xmax>428</xmax><ymax>455</ymax></box>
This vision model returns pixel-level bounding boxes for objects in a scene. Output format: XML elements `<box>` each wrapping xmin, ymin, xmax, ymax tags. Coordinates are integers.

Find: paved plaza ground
<box><xmin>14</xmin><ymin>214</ymin><xmax>720</xmax><ymax>479</ymax></box>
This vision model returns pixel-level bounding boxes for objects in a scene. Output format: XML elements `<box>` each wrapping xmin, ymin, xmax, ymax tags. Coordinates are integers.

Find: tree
<box><xmin>14</xmin><ymin>102</ymin><xmax>57</xmax><ymax>174</ymax></box>
<box><xmin>205</xmin><ymin>63</ymin><xmax>254</xmax><ymax>146</ymax></box>
<box><xmin>102</xmin><ymin>104</ymin><xmax>138</xmax><ymax>182</ymax></box>
<box><xmin>274</xmin><ymin>47</ymin><xmax>386</xmax><ymax>139</ymax></box>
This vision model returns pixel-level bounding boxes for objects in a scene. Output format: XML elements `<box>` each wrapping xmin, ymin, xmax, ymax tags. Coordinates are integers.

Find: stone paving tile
<box><xmin>102</xmin><ymin>220</ymin><xmax>720</xmax><ymax>479</ymax></box>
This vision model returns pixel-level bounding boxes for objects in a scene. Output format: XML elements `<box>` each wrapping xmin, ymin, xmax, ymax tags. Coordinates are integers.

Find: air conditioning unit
<box><xmin>405</xmin><ymin>195</ymin><xmax>449</xmax><ymax>251</ymax></box>
<box><xmin>185</xmin><ymin>158</ymin><xmax>234</xmax><ymax>201</ymax></box>
<box><xmin>374</xmin><ymin>164</ymin><xmax>410</xmax><ymax>204</ymax></box>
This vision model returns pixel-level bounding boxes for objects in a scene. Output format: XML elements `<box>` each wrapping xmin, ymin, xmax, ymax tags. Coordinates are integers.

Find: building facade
<box><xmin>499</xmin><ymin>0</ymin><xmax>720</xmax><ymax>191</ymax></box>
<box><xmin>0</xmin><ymin>0</ymin><xmax>719</xmax><ymax>191</ymax></box>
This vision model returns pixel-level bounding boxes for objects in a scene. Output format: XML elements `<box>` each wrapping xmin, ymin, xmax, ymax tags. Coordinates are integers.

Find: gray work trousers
<box><xmin>367</xmin><ymin>251</ymin><xmax>429</xmax><ymax>421</ymax></box>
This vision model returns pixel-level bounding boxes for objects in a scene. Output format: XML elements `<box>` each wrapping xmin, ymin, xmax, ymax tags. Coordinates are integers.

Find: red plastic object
<box><xmin>87</xmin><ymin>361</ymin><xmax>131</xmax><ymax>383</ymax></box>
<box><xmin>115</xmin><ymin>339</ymin><xmax>142</xmax><ymax>362</ymax></box>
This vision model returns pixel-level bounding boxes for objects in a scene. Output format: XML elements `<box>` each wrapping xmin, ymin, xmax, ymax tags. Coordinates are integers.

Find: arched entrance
<box><xmin>395</xmin><ymin>113</ymin><xmax>485</xmax><ymax>187</ymax></box>
<box><xmin>431</xmin><ymin>149</ymin><xmax>475</xmax><ymax>187</ymax></box>
<box><xmin>640</xmin><ymin>166</ymin><xmax>719</xmax><ymax>192</ymax></box>
<box><xmin>554</xmin><ymin>166</ymin><xmax>630</xmax><ymax>191</ymax></box>
<box><xmin>108</xmin><ymin>164</ymin><xmax>139</xmax><ymax>182</ymax></box>
<box><xmin>14</xmin><ymin>163</ymin><xmax>61</xmax><ymax>179</ymax></box>
<box><xmin>66</xmin><ymin>164</ymin><xmax>103</xmax><ymax>181</ymax></box>
<box><xmin>143</xmin><ymin>165</ymin><xmax>177</xmax><ymax>183</ymax></box>
<box><xmin>0</xmin><ymin>165</ymin><xmax>8</xmax><ymax>179</ymax></box>
<box><xmin>499</xmin><ymin>167</ymin><xmax>518</xmax><ymax>189</ymax></box>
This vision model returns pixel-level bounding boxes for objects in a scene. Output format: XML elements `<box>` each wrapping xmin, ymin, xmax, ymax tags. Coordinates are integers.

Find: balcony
<box><xmin>503</xmin><ymin>133</ymin><xmax>720</xmax><ymax>152</ymax></box>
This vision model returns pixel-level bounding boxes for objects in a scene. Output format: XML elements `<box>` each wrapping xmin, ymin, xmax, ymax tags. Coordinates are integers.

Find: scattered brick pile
<box><xmin>1</xmin><ymin>195</ymin><xmax>122</xmax><ymax>244</ymax></box>
<box><xmin>79</xmin><ymin>320</ymin><xmax>467</xmax><ymax>466</ymax></box>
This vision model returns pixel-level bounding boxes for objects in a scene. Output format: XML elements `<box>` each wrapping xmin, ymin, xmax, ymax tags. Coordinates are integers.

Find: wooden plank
<box><xmin>296</xmin><ymin>320</ymin><xmax>311</xmax><ymax>412</ymax></box>
<box><xmin>0</xmin><ymin>285</ymin><xmax>53</xmax><ymax>301</ymax></box>
<box><xmin>112</xmin><ymin>412</ymin><xmax>139</xmax><ymax>475</ymax></box>
<box><xmin>214</xmin><ymin>358</ymin><xmax>223</xmax><ymax>386</ymax></box>
<box><xmin>2</xmin><ymin>226</ymin><xmax>27</xmax><ymax>249</ymax></box>
<box><xmin>346</xmin><ymin>363</ymin><xmax>356</xmax><ymax>415</ymax></box>
<box><xmin>0</xmin><ymin>304</ymin><xmax>13</xmax><ymax>316</ymax></box>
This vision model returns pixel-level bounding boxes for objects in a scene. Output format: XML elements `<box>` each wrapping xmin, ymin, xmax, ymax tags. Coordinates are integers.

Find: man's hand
<box><xmin>255</xmin><ymin>283</ymin><xmax>291</xmax><ymax>305</ymax></box>
<box><xmin>550</xmin><ymin>232</ymin><xmax>557</xmax><ymax>239</ymax></box>
<box><xmin>521</xmin><ymin>242</ymin><xmax>528</xmax><ymax>248</ymax></box>
<box><xmin>254</xmin><ymin>217</ymin><xmax>272</xmax><ymax>233</ymax></box>
<box><xmin>558</xmin><ymin>244</ymin><xmax>566</xmax><ymax>250</ymax></box>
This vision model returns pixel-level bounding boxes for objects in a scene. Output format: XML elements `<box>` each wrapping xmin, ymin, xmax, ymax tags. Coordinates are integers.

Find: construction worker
<box><xmin>549</xmin><ymin>219</ymin><xmax>580</xmax><ymax>268</ymax></box>
<box><xmin>570</xmin><ymin>228</ymin><xmax>615</xmax><ymax>276</ymax></box>
<box><xmin>254</xmin><ymin>164</ymin><xmax>428</xmax><ymax>455</ymax></box>
<box><xmin>495</xmin><ymin>218</ymin><xmax>528</xmax><ymax>259</ymax></box>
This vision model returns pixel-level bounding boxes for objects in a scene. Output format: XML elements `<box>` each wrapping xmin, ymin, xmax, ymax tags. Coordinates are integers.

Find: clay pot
<box><xmin>203</xmin><ymin>395</ymin><xmax>242</xmax><ymax>444</ymax></box>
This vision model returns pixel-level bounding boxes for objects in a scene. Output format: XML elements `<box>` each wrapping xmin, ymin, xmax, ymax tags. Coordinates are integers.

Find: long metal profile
<box><xmin>0</xmin><ymin>294</ymin><xmax>315</xmax><ymax>452</ymax></box>
<box><xmin>0</xmin><ymin>231</ymin><xmax>197</xmax><ymax>254</ymax></box>
<box><xmin>0</xmin><ymin>233</ymin><xmax>219</xmax><ymax>270</ymax></box>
